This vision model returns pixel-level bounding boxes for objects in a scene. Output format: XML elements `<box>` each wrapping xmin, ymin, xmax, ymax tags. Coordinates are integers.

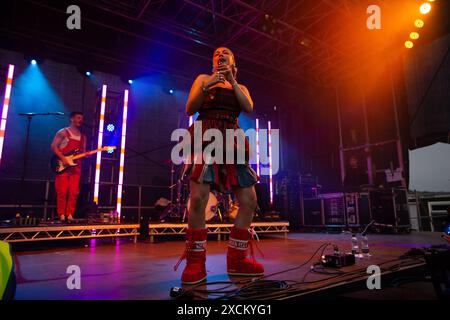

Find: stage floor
<box><xmin>12</xmin><ymin>232</ymin><xmax>447</xmax><ymax>300</ymax></box>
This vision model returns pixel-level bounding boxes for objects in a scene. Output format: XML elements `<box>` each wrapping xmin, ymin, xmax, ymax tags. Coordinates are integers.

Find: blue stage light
<box><xmin>169</xmin><ymin>89</ymin><xmax>174</xmax><ymax>95</ymax></box>
<box><xmin>31</xmin><ymin>59</ymin><xmax>37</xmax><ymax>65</ymax></box>
<box><xmin>128</xmin><ymin>79</ymin><xmax>133</xmax><ymax>85</ymax></box>
<box><xmin>107</xmin><ymin>124</ymin><xmax>115</xmax><ymax>132</ymax></box>
<box><xmin>86</xmin><ymin>71</ymin><xmax>92</xmax><ymax>77</ymax></box>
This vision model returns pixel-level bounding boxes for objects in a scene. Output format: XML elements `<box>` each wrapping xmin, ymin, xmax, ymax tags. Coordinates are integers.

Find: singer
<box><xmin>50</xmin><ymin>111</ymin><xmax>86</xmax><ymax>222</ymax></box>
<box><xmin>174</xmin><ymin>47</ymin><xmax>264</xmax><ymax>284</ymax></box>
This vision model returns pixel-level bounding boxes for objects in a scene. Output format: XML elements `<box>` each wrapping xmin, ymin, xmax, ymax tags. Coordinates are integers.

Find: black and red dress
<box><xmin>183</xmin><ymin>86</ymin><xmax>258</xmax><ymax>193</ymax></box>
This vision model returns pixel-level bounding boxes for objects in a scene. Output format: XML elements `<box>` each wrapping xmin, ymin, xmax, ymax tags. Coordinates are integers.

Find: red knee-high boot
<box><xmin>227</xmin><ymin>226</ymin><xmax>264</xmax><ymax>276</ymax></box>
<box><xmin>174</xmin><ymin>228</ymin><xmax>207</xmax><ymax>284</ymax></box>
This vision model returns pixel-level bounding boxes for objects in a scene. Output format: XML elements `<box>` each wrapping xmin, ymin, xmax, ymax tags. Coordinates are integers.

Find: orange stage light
<box><xmin>414</xmin><ymin>19</ymin><xmax>424</xmax><ymax>28</ymax></box>
<box><xmin>405</xmin><ymin>41</ymin><xmax>414</xmax><ymax>49</ymax></box>
<box><xmin>420</xmin><ymin>3</ymin><xmax>431</xmax><ymax>14</ymax></box>
<box><xmin>410</xmin><ymin>32</ymin><xmax>420</xmax><ymax>40</ymax></box>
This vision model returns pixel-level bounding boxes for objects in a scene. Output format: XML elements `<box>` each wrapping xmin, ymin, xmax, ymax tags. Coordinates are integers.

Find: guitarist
<box><xmin>51</xmin><ymin>111</ymin><xmax>86</xmax><ymax>222</ymax></box>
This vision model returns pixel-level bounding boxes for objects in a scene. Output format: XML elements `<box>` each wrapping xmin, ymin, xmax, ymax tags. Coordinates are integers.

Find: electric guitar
<box><xmin>50</xmin><ymin>146</ymin><xmax>116</xmax><ymax>174</ymax></box>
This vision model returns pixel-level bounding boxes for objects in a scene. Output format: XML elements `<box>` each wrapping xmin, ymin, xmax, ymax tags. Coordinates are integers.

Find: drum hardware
<box><xmin>161</xmin><ymin>163</ymin><xmax>249</xmax><ymax>222</ymax></box>
<box><xmin>159</xmin><ymin>176</ymin><xmax>242</xmax><ymax>222</ymax></box>
<box><xmin>159</xmin><ymin>180</ymin><xmax>188</xmax><ymax>222</ymax></box>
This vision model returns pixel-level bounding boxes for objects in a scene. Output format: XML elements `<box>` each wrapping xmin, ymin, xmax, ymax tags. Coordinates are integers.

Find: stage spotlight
<box><xmin>299</xmin><ymin>38</ymin><xmax>311</xmax><ymax>47</ymax></box>
<box><xmin>169</xmin><ymin>89</ymin><xmax>175</xmax><ymax>95</ymax></box>
<box><xmin>405</xmin><ymin>40</ymin><xmax>414</xmax><ymax>49</ymax></box>
<box><xmin>414</xmin><ymin>19</ymin><xmax>424</xmax><ymax>28</ymax></box>
<box><xmin>261</xmin><ymin>14</ymin><xmax>279</xmax><ymax>35</ymax></box>
<box><xmin>420</xmin><ymin>3</ymin><xmax>431</xmax><ymax>14</ymax></box>
<box><xmin>107</xmin><ymin>124</ymin><xmax>115</xmax><ymax>132</ymax></box>
<box><xmin>128</xmin><ymin>79</ymin><xmax>133</xmax><ymax>85</ymax></box>
<box><xmin>410</xmin><ymin>32</ymin><xmax>420</xmax><ymax>40</ymax></box>
<box><xmin>25</xmin><ymin>54</ymin><xmax>43</xmax><ymax>66</ymax></box>
<box><xmin>86</xmin><ymin>71</ymin><xmax>92</xmax><ymax>77</ymax></box>
<box><xmin>443</xmin><ymin>223</ymin><xmax>450</xmax><ymax>236</ymax></box>
<box><xmin>107</xmin><ymin>148</ymin><xmax>115</xmax><ymax>154</ymax></box>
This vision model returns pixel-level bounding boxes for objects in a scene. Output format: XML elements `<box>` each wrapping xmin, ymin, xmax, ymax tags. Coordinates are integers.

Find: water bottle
<box><xmin>361</xmin><ymin>233</ymin><xmax>370</xmax><ymax>257</ymax></box>
<box><xmin>351</xmin><ymin>234</ymin><xmax>360</xmax><ymax>256</ymax></box>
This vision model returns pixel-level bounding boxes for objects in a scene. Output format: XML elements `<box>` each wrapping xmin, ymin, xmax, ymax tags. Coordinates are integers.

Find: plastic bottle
<box><xmin>361</xmin><ymin>233</ymin><xmax>370</xmax><ymax>257</ymax></box>
<box><xmin>351</xmin><ymin>234</ymin><xmax>360</xmax><ymax>257</ymax></box>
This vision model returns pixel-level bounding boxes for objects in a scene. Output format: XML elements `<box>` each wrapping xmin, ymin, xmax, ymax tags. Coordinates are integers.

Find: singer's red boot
<box><xmin>174</xmin><ymin>228</ymin><xmax>207</xmax><ymax>284</ymax></box>
<box><xmin>227</xmin><ymin>227</ymin><xmax>264</xmax><ymax>276</ymax></box>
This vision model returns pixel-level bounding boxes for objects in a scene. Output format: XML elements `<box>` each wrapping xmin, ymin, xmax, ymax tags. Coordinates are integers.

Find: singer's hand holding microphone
<box><xmin>216</xmin><ymin>63</ymin><xmax>234</xmax><ymax>82</ymax></box>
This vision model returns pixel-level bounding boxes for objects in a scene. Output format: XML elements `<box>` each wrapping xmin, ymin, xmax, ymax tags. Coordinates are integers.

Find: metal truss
<box><xmin>0</xmin><ymin>224</ymin><xmax>140</xmax><ymax>243</ymax></box>
<box><xmin>148</xmin><ymin>221</ymin><xmax>289</xmax><ymax>242</ymax></box>
<box><xmin>82</xmin><ymin>0</ymin><xmax>358</xmax><ymax>85</ymax></box>
<box><xmin>12</xmin><ymin>0</ymin><xmax>393</xmax><ymax>86</ymax></box>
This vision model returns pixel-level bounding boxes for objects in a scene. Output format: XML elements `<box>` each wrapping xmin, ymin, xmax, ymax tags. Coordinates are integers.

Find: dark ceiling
<box><xmin>0</xmin><ymin>0</ymin><xmax>448</xmax><ymax>88</ymax></box>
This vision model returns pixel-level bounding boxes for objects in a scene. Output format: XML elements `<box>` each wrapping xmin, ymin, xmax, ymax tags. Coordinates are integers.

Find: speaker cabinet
<box><xmin>303</xmin><ymin>198</ymin><xmax>324</xmax><ymax>227</ymax></box>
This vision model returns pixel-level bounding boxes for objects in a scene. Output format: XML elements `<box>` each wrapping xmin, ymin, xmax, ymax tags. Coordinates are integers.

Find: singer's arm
<box><xmin>232</xmin><ymin>82</ymin><xmax>253</xmax><ymax>113</ymax></box>
<box><xmin>51</xmin><ymin>130</ymin><xmax>68</xmax><ymax>163</ymax></box>
<box><xmin>186</xmin><ymin>74</ymin><xmax>209</xmax><ymax>116</ymax></box>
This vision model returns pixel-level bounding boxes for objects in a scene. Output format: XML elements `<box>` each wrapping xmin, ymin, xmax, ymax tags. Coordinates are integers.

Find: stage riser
<box><xmin>148</xmin><ymin>222</ymin><xmax>290</xmax><ymax>242</ymax></box>
<box><xmin>0</xmin><ymin>222</ymin><xmax>289</xmax><ymax>243</ymax></box>
<box><xmin>0</xmin><ymin>224</ymin><xmax>140</xmax><ymax>243</ymax></box>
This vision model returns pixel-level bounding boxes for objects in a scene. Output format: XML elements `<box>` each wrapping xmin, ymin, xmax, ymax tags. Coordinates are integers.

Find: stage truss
<box><xmin>0</xmin><ymin>221</ymin><xmax>289</xmax><ymax>243</ymax></box>
<box><xmin>148</xmin><ymin>221</ymin><xmax>289</xmax><ymax>242</ymax></box>
<box><xmin>0</xmin><ymin>224</ymin><xmax>140</xmax><ymax>243</ymax></box>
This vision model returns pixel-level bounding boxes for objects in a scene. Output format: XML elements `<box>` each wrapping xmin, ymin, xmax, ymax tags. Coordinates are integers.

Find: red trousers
<box><xmin>55</xmin><ymin>168</ymin><xmax>80</xmax><ymax>217</ymax></box>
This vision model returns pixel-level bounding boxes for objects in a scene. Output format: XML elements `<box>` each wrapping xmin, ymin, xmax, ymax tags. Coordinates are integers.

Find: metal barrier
<box><xmin>0</xmin><ymin>177</ymin><xmax>171</xmax><ymax>222</ymax></box>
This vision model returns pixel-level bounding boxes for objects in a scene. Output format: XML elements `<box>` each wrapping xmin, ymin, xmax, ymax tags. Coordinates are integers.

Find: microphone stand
<box><xmin>16</xmin><ymin>112</ymin><xmax>65</xmax><ymax>212</ymax></box>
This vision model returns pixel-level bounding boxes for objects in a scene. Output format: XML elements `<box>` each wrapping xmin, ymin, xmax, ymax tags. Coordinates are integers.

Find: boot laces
<box><xmin>248</xmin><ymin>228</ymin><xmax>264</xmax><ymax>264</ymax></box>
<box><xmin>173</xmin><ymin>241</ymin><xmax>191</xmax><ymax>271</ymax></box>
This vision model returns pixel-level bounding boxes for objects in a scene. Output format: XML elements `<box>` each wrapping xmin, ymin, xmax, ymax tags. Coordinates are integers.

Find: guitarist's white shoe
<box><xmin>67</xmin><ymin>215</ymin><xmax>74</xmax><ymax>222</ymax></box>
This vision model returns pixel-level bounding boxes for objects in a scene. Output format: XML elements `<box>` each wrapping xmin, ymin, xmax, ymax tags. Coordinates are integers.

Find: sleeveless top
<box><xmin>196</xmin><ymin>87</ymin><xmax>241</xmax><ymax>125</ymax></box>
<box><xmin>184</xmin><ymin>86</ymin><xmax>258</xmax><ymax>192</ymax></box>
<box><xmin>58</xmin><ymin>128</ymin><xmax>85</xmax><ymax>171</ymax></box>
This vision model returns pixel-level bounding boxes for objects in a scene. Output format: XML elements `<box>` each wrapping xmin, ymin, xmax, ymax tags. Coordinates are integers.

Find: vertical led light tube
<box><xmin>268</xmin><ymin>120</ymin><xmax>273</xmax><ymax>205</ymax></box>
<box><xmin>255</xmin><ymin>118</ymin><xmax>260</xmax><ymax>177</ymax></box>
<box><xmin>116</xmin><ymin>90</ymin><xmax>129</xmax><ymax>218</ymax></box>
<box><xmin>93</xmin><ymin>85</ymin><xmax>107</xmax><ymax>204</ymax></box>
<box><xmin>0</xmin><ymin>65</ymin><xmax>15</xmax><ymax>166</ymax></box>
